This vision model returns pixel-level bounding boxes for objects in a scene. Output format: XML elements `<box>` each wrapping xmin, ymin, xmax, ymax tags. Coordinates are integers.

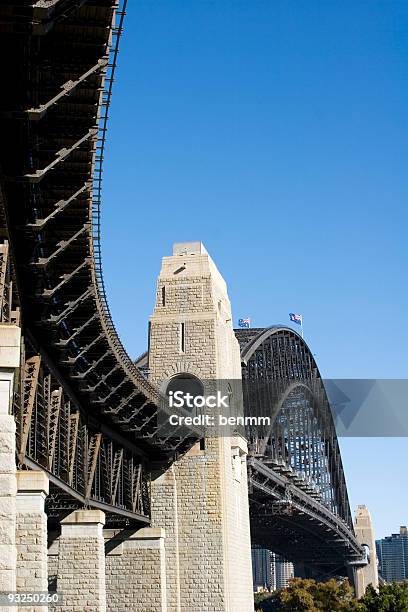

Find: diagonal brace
<box><xmin>25</xmin><ymin>129</ymin><xmax>97</xmax><ymax>183</ymax></box>
<box><xmin>27</xmin><ymin>60</ymin><xmax>108</xmax><ymax>120</ymax></box>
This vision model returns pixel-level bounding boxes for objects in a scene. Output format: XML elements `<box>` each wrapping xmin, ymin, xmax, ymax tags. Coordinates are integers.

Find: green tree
<box><xmin>254</xmin><ymin>590</ymin><xmax>280</xmax><ymax>611</ymax></box>
<box><xmin>279</xmin><ymin>578</ymin><xmax>318</xmax><ymax>611</ymax></box>
<box><xmin>359</xmin><ymin>582</ymin><xmax>408</xmax><ymax>612</ymax></box>
<box><xmin>256</xmin><ymin>578</ymin><xmax>364</xmax><ymax>612</ymax></box>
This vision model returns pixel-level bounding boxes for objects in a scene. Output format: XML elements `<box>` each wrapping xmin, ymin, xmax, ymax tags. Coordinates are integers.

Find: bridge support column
<box><xmin>149</xmin><ymin>243</ymin><xmax>254</xmax><ymax>612</ymax></box>
<box><xmin>56</xmin><ymin>510</ymin><xmax>106</xmax><ymax>612</ymax></box>
<box><xmin>353</xmin><ymin>505</ymin><xmax>379</xmax><ymax>598</ymax></box>
<box><xmin>0</xmin><ymin>325</ymin><xmax>21</xmax><ymax>611</ymax></box>
<box><xmin>105</xmin><ymin>527</ymin><xmax>167</xmax><ymax>612</ymax></box>
<box><xmin>15</xmin><ymin>472</ymin><xmax>49</xmax><ymax>611</ymax></box>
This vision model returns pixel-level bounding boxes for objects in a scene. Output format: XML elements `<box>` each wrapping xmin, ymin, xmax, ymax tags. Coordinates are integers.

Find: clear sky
<box><xmin>101</xmin><ymin>1</ymin><xmax>408</xmax><ymax>539</ymax></box>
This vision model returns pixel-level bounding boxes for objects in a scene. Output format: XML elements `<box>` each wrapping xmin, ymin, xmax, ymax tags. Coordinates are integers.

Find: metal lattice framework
<box><xmin>236</xmin><ymin>326</ymin><xmax>365</xmax><ymax>577</ymax></box>
<box><xmin>0</xmin><ymin>1</ymin><xmax>197</xmax><ymax>525</ymax></box>
<box><xmin>0</xmin><ymin>3</ymin><xmax>363</xmax><ymax>565</ymax></box>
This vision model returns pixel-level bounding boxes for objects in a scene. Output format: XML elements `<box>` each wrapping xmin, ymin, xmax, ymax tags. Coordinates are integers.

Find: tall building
<box><xmin>376</xmin><ymin>526</ymin><xmax>408</xmax><ymax>583</ymax></box>
<box><xmin>274</xmin><ymin>553</ymin><xmax>295</xmax><ymax>589</ymax></box>
<box><xmin>251</xmin><ymin>549</ymin><xmax>295</xmax><ymax>591</ymax></box>
<box><xmin>252</xmin><ymin>548</ymin><xmax>272</xmax><ymax>590</ymax></box>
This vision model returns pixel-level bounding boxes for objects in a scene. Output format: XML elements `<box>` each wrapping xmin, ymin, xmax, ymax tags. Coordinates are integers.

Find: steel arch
<box><xmin>236</xmin><ymin>326</ymin><xmax>365</xmax><ymax>576</ymax></box>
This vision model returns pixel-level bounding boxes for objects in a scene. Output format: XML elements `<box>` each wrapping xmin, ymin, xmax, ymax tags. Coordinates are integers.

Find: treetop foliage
<box><xmin>254</xmin><ymin>578</ymin><xmax>408</xmax><ymax>612</ymax></box>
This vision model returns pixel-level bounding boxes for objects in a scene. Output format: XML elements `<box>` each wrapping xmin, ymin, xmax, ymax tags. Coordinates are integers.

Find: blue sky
<box><xmin>102</xmin><ymin>1</ymin><xmax>408</xmax><ymax>539</ymax></box>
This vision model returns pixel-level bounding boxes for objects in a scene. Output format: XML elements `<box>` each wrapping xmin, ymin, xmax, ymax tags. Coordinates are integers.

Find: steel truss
<box><xmin>236</xmin><ymin>326</ymin><xmax>365</xmax><ymax>576</ymax></box>
<box><xmin>0</xmin><ymin>1</ymin><xmax>198</xmax><ymax>520</ymax></box>
<box><xmin>12</xmin><ymin>336</ymin><xmax>151</xmax><ymax>525</ymax></box>
<box><xmin>248</xmin><ymin>457</ymin><xmax>364</xmax><ymax>574</ymax></box>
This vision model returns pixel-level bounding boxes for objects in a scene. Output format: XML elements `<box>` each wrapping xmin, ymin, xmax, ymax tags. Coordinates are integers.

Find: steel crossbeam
<box><xmin>27</xmin><ymin>183</ymin><xmax>91</xmax><ymax>230</ymax></box>
<box><xmin>24</xmin><ymin>129</ymin><xmax>97</xmax><ymax>183</ymax></box>
<box><xmin>27</xmin><ymin>59</ymin><xmax>108</xmax><ymax>120</ymax></box>
<box><xmin>31</xmin><ymin>224</ymin><xmax>89</xmax><ymax>267</ymax></box>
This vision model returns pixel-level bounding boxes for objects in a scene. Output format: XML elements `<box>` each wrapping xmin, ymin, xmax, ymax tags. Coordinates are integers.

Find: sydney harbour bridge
<box><xmin>0</xmin><ymin>2</ymin><xmax>371</xmax><ymax>610</ymax></box>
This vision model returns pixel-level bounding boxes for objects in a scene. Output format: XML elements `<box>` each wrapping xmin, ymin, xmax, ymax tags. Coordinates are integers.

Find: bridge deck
<box><xmin>0</xmin><ymin>1</ymin><xmax>198</xmax><ymax>522</ymax></box>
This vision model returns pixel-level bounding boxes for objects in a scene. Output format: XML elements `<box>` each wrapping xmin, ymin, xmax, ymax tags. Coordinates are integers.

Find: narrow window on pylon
<box><xmin>180</xmin><ymin>322</ymin><xmax>185</xmax><ymax>353</ymax></box>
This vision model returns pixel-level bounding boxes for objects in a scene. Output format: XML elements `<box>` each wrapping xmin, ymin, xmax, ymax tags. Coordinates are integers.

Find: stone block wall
<box><xmin>58</xmin><ymin>537</ymin><xmax>105</xmax><ymax>609</ymax></box>
<box><xmin>56</xmin><ymin>510</ymin><xmax>106</xmax><ymax>612</ymax></box>
<box><xmin>148</xmin><ymin>468</ymin><xmax>180</xmax><ymax>611</ymax></box>
<box><xmin>0</xmin><ymin>325</ymin><xmax>21</xmax><ymax>612</ymax></box>
<box><xmin>354</xmin><ymin>505</ymin><xmax>379</xmax><ymax>597</ymax></box>
<box><xmin>149</xmin><ymin>319</ymin><xmax>217</xmax><ymax>381</ymax></box>
<box><xmin>105</xmin><ymin>528</ymin><xmax>167</xmax><ymax>612</ymax></box>
<box><xmin>151</xmin><ymin>440</ymin><xmax>229</xmax><ymax>611</ymax></box>
<box><xmin>47</xmin><ymin>537</ymin><xmax>58</xmax><ymax>593</ymax></box>
<box><xmin>15</xmin><ymin>472</ymin><xmax>49</xmax><ymax>611</ymax></box>
<box><xmin>149</xmin><ymin>242</ymin><xmax>254</xmax><ymax>612</ymax></box>
<box><xmin>15</xmin><ymin>511</ymin><xmax>48</xmax><ymax>612</ymax></box>
<box><xmin>0</xmin><ymin>414</ymin><xmax>16</xmax><ymax>597</ymax></box>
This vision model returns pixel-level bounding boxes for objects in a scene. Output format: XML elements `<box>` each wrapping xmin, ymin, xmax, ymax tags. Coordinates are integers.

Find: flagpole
<box><xmin>301</xmin><ymin>316</ymin><xmax>304</xmax><ymax>339</ymax></box>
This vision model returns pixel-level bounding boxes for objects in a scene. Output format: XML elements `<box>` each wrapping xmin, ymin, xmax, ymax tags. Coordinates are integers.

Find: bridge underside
<box><xmin>0</xmin><ymin>1</ymin><xmax>198</xmax><ymax>524</ymax></box>
<box><xmin>0</xmin><ymin>5</ymin><xmax>365</xmax><ymax>596</ymax></box>
<box><xmin>249</xmin><ymin>459</ymin><xmax>362</xmax><ymax>579</ymax></box>
<box><xmin>237</xmin><ymin>327</ymin><xmax>365</xmax><ymax>578</ymax></box>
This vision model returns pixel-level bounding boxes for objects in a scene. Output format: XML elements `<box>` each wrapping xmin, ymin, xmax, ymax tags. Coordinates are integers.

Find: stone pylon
<box><xmin>0</xmin><ymin>325</ymin><xmax>21</xmax><ymax>612</ymax></box>
<box><xmin>354</xmin><ymin>505</ymin><xmax>379</xmax><ymax>598</ymax></box>
<box><xmin>148</xmin><ymin>242</ymin><xmax>254</xmax><ymax>612</ymax></box>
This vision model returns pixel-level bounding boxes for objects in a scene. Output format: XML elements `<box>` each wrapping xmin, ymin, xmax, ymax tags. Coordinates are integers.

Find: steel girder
<box><xmin>0</xmin><ymin>2</ymin><xmax>198</xmax><ymax>520</ymax></box>
<box><xmin>236</xmin><ymin>326</ymin><xmax>365</xmax><ymax>576</ymax></box>
<box><xmin>248</xmin><ymin>457</ymin><xmax>364</xmax><ymax>577</ymax></box>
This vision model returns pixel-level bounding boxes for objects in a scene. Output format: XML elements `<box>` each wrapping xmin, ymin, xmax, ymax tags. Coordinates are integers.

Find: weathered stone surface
<box><xmin>0</xmin><ymin>544</ymin><xmax>16</xmax><ymax>571</ymax></box>
<box><xmin>16</xmin><ymin>471</ymin><xmax>49</xmax><ymax>612</ymax></box>
<box><xmin>0</xmin><ymin>496</ymin><xmax>14</xmax><ymax>518</ymax></box>
<box><xmin>16</xmin><ymin>471</ymin><xmax>49</xmax><ymax>495</ymax></box>
<box><xmin>0</xmin><ymin>432</ymin><xmax>15</xmax><ymax>454</ymax></box>
<box><xmin>0</xmin><ymin>325</ymin><xmax>21</xmax><ymax>369</ymax></box>
<box><xmin>105</xmin><ymin>529</ymin><xmax>167</xmax><ymax>612</ymax></box>
<box><xmin>354</xmin><ymin>505</ymin><xmax>379</xmax><ymax>597</ymax></box>
<box><xmin>149</xmin><ymin>242</ymin><xmax>254</xmax><ymax>612</ymax></box>
<box><xmin>0</xmin><ymin>326</ymin><xmax>20</xmax><ymax>609</ymax></box>
<box><xmin>0</xmin><ymin>474</ymin><xmax>17</xmax><ymax>497</ymax></box>
<box><xmin>0</xmin><ymin>415</ymin><xmax>16</xmax><ymax>433</ymax></box>
<box><xmin>61</xmin><ymin>509</ymin><xmax>105</xmax><ymax>527</ymax></box>
<box><xmin>0</xmin><ymin>401</ymin><xmax>17</xmax><ymax>604</ymax></box>
<box><xmin>0</xmin><ymin>452</ymin><xmax>17</xmax><ymax>474</ymax></box>
<box><xmin>56</xmin><ymin>510</ymin><xmax>106</xmax><ymax>612</ymax></box>
<box><xmin>0</xmin><ymin>568</ymin><xmax>15</xmax><ymax>590</ymax></box>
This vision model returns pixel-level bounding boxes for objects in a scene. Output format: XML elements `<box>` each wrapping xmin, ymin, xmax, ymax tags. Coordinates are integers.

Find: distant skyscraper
<box><xmin>251</xmin><ymin>548</ymin><xmax>295</xmax><ymax>591</ymax></box>
<box><xmin>273</xmin><ymin>553</ymin><xmax>294</xmax><ymax>589</ymax></box>
<box><xmin>376</xmin><ymin>526</ymin><xmax>408</xmax><ymax>583</ymax></box>
<box><xmin>252</xmin><ymin>548</ymin><xmax>272</xmax><ymax>590</ymax></box>
<box><xmin>270</xmin><ymin>554</ymin><xmax>277</xmax><ymax>591</ymax></box>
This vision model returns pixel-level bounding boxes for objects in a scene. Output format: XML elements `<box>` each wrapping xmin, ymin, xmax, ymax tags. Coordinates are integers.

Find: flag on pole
<box><xmin>238</xmin><ymin>318</ymin><xmax>251</xmax><ymax>328</ymax></box>
<box><xmin>289</xmin><ymin>313</ymin><xmax>302</xmax><ymax>325</ymax></box>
